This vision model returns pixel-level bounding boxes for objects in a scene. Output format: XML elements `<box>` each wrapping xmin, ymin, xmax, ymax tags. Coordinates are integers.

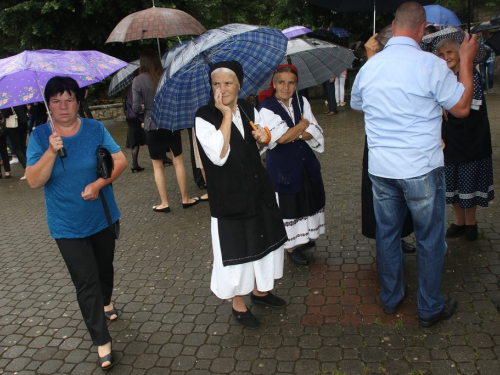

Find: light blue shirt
<box><xmin>351</xmin><ymin>37</ymin><xmax>465</xmax><ymax>179</ymax></box>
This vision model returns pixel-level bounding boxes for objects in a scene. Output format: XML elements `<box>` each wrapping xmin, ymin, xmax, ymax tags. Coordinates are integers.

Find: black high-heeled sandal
<box><xmin>98</xmin><ymin>352</ymin><xmax>115</xmax><ymax>370</ymax></box>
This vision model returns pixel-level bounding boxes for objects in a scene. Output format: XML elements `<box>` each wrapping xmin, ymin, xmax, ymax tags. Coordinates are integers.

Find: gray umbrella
<box><xmin>471</xmin><ymin>14</ymin><xmax>500</xmax><ymax>34</ymax></box>
<box><xmin>258</xmin><ymin>38</ymin><xmax>356</xmax><ymax>92</ymax></box>
<box><xmin>107</xmin><ymin>60</ymin><xmax>140</xmax><ymax>96</ymax></box>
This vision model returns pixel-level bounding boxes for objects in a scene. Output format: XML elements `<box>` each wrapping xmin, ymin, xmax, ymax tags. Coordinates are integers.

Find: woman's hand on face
<box><xmin>213</xmin><ymin>88</ymin><xmax>232</xmax><ymax>117</ymax></box>
<box><xmin>81</xmin><ymin>182</ymin><xmax>100</xmax><ymax>201</ymax></box>
<box><xmin>49</xmin><ymin>131</ymin><xmax>63</xmax><ymax>155</ymax></box>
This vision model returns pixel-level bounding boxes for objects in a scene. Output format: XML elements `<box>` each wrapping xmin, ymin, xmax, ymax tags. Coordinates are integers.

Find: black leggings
<box><xmin>0</xmin><ymin>134</ymin><xmax>11</xmax><ymax>173</ymax></box>
<box><xmin>55</xmin><ymin>225</ymin><xmax>116</xmax><ymax>346</ymax></box>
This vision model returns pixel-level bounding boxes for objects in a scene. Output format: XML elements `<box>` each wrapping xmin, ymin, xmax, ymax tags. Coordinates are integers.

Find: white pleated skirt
<box><xmin>210</xmin><ymin>217</ymin><xmax>284</xmax><ymax>300</ymax></box>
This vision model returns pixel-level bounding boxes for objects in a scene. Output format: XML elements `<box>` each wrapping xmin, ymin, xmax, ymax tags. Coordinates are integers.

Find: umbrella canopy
<box><xmin>486</xmin><ymin>31</ymin><xmax>500</xmax><ymax>55</ymax></box>
<box><xmin>423</xmin><ymin>5</ymin><xmax>461</xmax><ymax>26</ymax></box>
<box><xmin>258</xmin><ymin>38</ymin><xmax>356</xmax><ymax>92</ymax></box>
<box><xmin>374</xmin><ymin>24</ymin><xmax>393</xmax><ymax>47</ymax></box>
<box><xmin>308</xmin><ymin>0</ymin><xmax>436</xmax><ymax>33</ymax></box>
<box><xmin>471</xmin><ymin>14</ymin><xmax>500</xmax><ymax>34</ymax></box>
<box><xmin>0</xmin><ymin>49</ymin><xmax>128</xmax><ymax>109</ymax></box>
<box><xmin>151</xmin><ymin>24</ymin><xmax>288</xmax><ymax>131</ymax></box>
<box><xmin>106</xmin><ymin>7</ymin><xmax>206</xmax><ymax>43</ymax></box>
<box><xmin>282</xmin><ymin>26</ymin><xmax>313</xmax><ymax>39</ymax></box>
<box><xmin>420</xmin><ymin>26</ymin><xmax>490</xmax><ymax>64</ymax></box>
<box><xmin>108</xmin><ymin>60</ymin><xmax>140</xmax><ymax>96</ymax></box>
<box><xmin>306</xmin><ymin>30</ymin><xmax>342</xmax><ymax>45</ymax></box>
<box><xmin>327</xmin><ymin>26</ymin><xmax>352</xmax><ymax>38</ymax></box>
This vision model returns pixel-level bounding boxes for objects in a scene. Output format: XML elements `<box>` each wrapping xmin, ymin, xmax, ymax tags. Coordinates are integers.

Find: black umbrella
<box><xmin>308</xmin><ymin>0</ymin><xmax>436</xmax><ymax>33</ymax></box>
<box><xmin>306</xmin><ymin>29</ymin><xmax>342</xmax><ymax>45</ymax></box>
<box><xmin>486</xmin><ymin>31</ymin><xmax>500</xmax><ymax>55</ymax></box>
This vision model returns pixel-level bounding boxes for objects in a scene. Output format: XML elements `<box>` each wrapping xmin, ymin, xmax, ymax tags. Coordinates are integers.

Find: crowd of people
<box><xmin>2</xmin><ymin>0</ymin><xmax>498</xmax><ymax>370</ymax></box>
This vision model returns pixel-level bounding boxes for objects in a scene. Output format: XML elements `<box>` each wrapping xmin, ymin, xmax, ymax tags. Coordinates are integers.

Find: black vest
<box><xmin>195</xmin><ymin>99</ymin><xmax>277</xmax><ymax>219</ymax></box>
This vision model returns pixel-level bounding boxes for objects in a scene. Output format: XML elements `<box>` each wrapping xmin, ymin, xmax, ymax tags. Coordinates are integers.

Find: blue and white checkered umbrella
<box><xmin>107</xmin><ymin>59</ymin><xmax>140</xmax><ymax>96</ymax></box>
<box><xmin>327</xmin><ymin>27</ymin><xmax>352</xmax><ymax>38</ymax></box>
<box><xmin>151</xmin><ymin>24</ymin><xmax>288</xmax><ymax>131</ymax></box>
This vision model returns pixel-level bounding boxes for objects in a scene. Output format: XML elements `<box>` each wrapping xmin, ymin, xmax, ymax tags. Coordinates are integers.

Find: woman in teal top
<box><xmin>25</xmin><ymin>76</ymin><xmax>127</xmax><ymax>370</ymax></box>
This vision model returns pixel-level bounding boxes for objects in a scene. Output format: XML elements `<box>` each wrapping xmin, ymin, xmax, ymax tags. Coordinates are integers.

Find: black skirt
<box><xmin>277</xmin><ymin>164</ymin><xmax>325</xmax><ymax>219</ymax></box>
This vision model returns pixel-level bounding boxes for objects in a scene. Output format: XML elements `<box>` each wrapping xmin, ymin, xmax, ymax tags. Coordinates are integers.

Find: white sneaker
<box><xmin>10</xmin><ymin>157</ymin><xmax>18</xmax><ymax>164</ymax></box>
<box><xmin>340</xmin><ymin>102</ymin><xmax>346</xmax><ymax>106</ymax></box>
<box><xmin>20</xmin><ymin>174</ymin><xmax>26</xmax><ymax>181</ymax></box>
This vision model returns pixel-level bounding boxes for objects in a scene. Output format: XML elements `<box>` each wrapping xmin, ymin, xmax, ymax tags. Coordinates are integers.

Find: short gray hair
<box><xmin>436</xmin><ymin>38</ymin><xmax>460</xmax><ymax>53</ymax></box>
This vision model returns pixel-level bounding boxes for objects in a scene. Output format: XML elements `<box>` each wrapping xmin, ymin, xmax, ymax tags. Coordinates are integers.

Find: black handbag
<box><xmin>97</xmin><ymin>146</ymin><xmax>114</xmax><ymax>179</ymax></box>
<box><xmin>96</xmin><ymin>146</ymin><xmax>120</xmax><ymax>239</ymax></box>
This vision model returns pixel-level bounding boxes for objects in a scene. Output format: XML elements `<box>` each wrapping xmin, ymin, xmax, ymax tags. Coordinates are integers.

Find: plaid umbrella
<box><xmin>258</xmin><ymin>38</ymin><xmax>356</xmax><ymax>92</ymax></box>
<box><xmin>108</xmin><ymin>60</ymin><xmax>140</xmax><ymax>96</ymax></box>
<box><xmin>151</xmin><ymin>24</ymin><xmax>288</xmax><ymax>131</ymax></box>
<box><xmin>282</xmin><ymin>26</ymin><xmax>313</xmax><ymax>39</ymax></box>
<box><xmin>423</xmin><ymin>5</ymin><xmax>461</xmax><ymax>26</ymax></box>
<box><xmin>327</xmin><ymin>27</ymin><xmax>352</xmax><ymax>38</ymax></box>
<box><xmin>421</xmin><ymin>27</ymin><xmax>490</xmax><ymax>64</ymax></box>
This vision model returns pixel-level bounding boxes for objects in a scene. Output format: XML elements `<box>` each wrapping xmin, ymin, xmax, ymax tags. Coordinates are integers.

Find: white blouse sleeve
<box><xmin>302</xmin><ymin>98</ymin><xmax>324</xmax><ymax>153</ymax></box>
<box><xmin>195</xmin><ymin>116</ymin><xmax>230</xmax><ymax>166</ymax></box>
<box><xmin>257</xmin><ymin>107</ymin><xmax>289</xmax><ymax>152</ymax></box>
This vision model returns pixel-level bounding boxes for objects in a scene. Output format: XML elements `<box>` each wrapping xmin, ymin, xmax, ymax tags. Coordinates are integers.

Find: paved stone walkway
<box><xmin>0</xmin><ymin>89</ymin><xmax>499</xmax><ymax>374</ymax></box>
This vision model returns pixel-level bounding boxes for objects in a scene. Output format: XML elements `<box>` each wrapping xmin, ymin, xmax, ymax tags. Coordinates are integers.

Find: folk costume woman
<box><xmin>437</xmin><ymin>38</ymin><xmax>494</xmax><ymax>241</ymax></box>
<box><xmin>195</xmin><ymin>61</ymin><xmax>288</xmax><ymax>329</ymax></box>
<box><xmin>257</xmin><ymin>65</ymin><xmax>326</xmax><ymax>265</ymax></box>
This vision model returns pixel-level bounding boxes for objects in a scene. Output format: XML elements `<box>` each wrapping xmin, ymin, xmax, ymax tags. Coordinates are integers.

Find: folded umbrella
<box><xmin>151</xmin><ymin>24</ymin><xmax>288</xmax><ymax>132</ymax></box>
<box><xmin>423</xmin><ymin>5</ymin><xmax>461</xmax><ymax>26</ymax></box>
<box><xmin>258</xmin><ymin>38</ymin><xmax>356</xmax><ymax>92</ymax></box>
<box><xmin>282</xmin><ymin>26</ymin><xmax>313</xmax><ymax>39</ymax></box>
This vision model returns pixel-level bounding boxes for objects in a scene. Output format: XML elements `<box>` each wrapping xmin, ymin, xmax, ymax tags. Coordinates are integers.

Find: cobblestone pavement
<box><xmin>1</xmin><ymin>89</ymin><xmax>500</xmax><ymax>375</ymax></box>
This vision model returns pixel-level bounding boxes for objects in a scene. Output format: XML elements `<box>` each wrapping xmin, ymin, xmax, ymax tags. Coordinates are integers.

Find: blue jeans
<box><xmin>479</xmin><ymin>61</ymin><xmax>494</xmax><ymax>91</ymax></box>
<box><xmin>370</xmin><ymin>167</ymin><xmax>447</xmax><ymax>319</ymax></box>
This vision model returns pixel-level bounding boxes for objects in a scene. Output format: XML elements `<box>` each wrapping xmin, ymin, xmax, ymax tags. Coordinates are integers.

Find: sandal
<box><xmin>104</xmin><ymin>307</ymin><xmax>118</xmax><ymax>322</ymax></box>
<box><xmin>98</xmin><ymin>352</ymin><xmax>115</xmax><ymax>370</ymax></box>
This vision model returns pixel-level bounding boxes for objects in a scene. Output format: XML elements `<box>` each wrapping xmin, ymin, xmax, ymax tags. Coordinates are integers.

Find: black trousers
<box><xmin>55</xmin><ymin>225</ymin><xmax>115</xmax><ymax>346</ymax></box>
<box><xmin>0</xmin><ymin>133</ymin><xmax>11</xmax><ymax>173</ymax></box>
<box><xmin>8</xmin><ymin>123</ymin><xmax>27</xmax><ymax>169</ymax></box>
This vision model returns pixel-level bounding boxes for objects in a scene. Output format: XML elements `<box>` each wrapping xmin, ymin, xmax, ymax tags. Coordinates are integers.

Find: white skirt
<box><xmin>277</xmin><ymin>194</ymin><xmax>326</xmax><ymax>250</ymax></box>
<box><xmin>210</xmin><ymin>217</ymin><xmax>284</xmax><ymax>300</ymax></box>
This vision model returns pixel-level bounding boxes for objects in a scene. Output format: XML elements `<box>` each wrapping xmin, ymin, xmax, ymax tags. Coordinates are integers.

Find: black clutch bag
<box><xmin>97</xmin><ymin>146</ymin><xmax>114</xmax><ymax>179</ymax></box>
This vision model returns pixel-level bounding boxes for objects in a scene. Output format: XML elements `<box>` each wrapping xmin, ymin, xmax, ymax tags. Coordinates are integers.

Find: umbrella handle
<box><xmin>58</xmin><ymin>147</ymin><xmax>67</xmax><ymax>158</ymax></box>
<box><xmin>249</xmin><ymin>121</ymin><xmax>271</xmax><ymax>144</ymax></box>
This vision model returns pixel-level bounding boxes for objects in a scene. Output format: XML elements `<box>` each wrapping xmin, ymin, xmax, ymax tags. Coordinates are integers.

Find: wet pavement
<box><xmin>1</xmin><ymin>89</ymin><xmax>499</xmax><ymax>374</ymax></box>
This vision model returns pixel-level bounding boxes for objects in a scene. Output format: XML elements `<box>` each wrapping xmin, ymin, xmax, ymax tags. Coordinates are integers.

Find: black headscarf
<box><xmin>208</xmin><ymin>61</ymin><xmax>244</xmax><ymax>86</ymax></box>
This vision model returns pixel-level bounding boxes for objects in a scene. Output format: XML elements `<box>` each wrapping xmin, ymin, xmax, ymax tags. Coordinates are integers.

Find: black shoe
<box><xmin>232</xmin><ymin>307</ymin><xmax>260</xmax><ymax>329</ymax></box>
<box><xmin>497</xmin><ymin>303</ymin><xmax>500</xmax><ymax>314</ymax></box>
<box><xmin>98</xmin><ymin>352</ymin><xmax>115</xmax><ymax>370</ymax></box>
<box><xmin>446</xmin><ymin>223</ymin><xmax>465</xmax><ymax>238</ymax></box>
<box><xmin>383</xmin><ymin>285</ymin><xmax>408</xmax><ymax>314</ymax></box>
<box><xmin>131</xmin><ymin>166</ymin><xmax>145</xmax><ymax>173</ymax></box>
<box><xmin>153</xmin><ymin>205</ymin><xmax>171</xmax><ymax>213</ymax></box>
<box><xmin>251</xmin><ymin>291</ymin><xmax>288</xmax><ymax>308</ymax></box>
<box><xmin>182</xmin><ymin>197</ymin><xmax>200</xmax><ymax>209</ymax></box>
<box><xmin>104</xmin><ymin>307</ymin><xmax>118</xmax><ymax>322</ymax></box>
<box><xmin>465</xmin><ymin>224</ymin><xmax>478</xmax><ymax>241</ymax></box>
<box><xmin>401</xmin><ymin>239</ymin><xmax>416</xmax><ymax>254</ymax></box>
<box><xmin>4</xmin><ymin>174</ymin><xmax>11</xmax><ymax>179</ymax></box>
<box><xmin>287</xmin><ymin>248</ymin><xmax>309</xmax><ymax>265</ymax></box>
<box><xmin>163</xmin><ymin>157</ymin><xmax>173</xmax><ymax>166</ymax></box>
<box><xmin>418</xmin><ymin>298</ymin><xmax>458</xmax><ymax>328</ymax></box>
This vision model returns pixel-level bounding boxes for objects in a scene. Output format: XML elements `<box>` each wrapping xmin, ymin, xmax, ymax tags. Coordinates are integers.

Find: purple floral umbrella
<box><xmin>0</xmin><ymin>49</ymin><xmax>128</xmax><ymax>110</ymax></box>
<box><xmin>0</xmin><ymin>49</ymin><xmax>127</xmax><ymax>158</ymax></box>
